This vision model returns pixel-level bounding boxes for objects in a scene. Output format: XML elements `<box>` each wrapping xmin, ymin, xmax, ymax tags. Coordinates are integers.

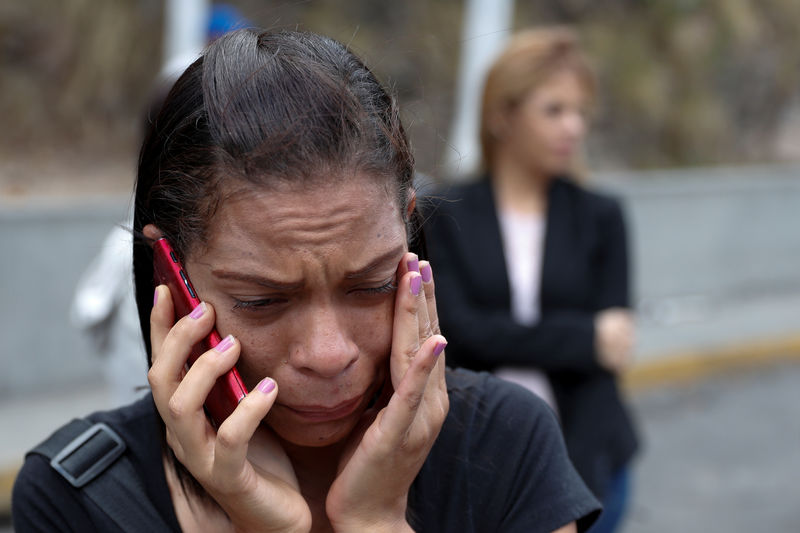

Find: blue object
<box><xmin>587</xmin><ymin>467</ymin><xmax>632</xmax><ymax>533</ymax></box>
<box><xmin>208</xmin><ymin>4</ymin><xmax>250</xmax><ymax>40</ymax></box>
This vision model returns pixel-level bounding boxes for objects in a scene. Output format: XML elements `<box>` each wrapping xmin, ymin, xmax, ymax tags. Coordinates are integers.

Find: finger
<box><xmin>150</xmin><ymin>285</ymin><xmax>175</xmax><ymax>358</ymax></box>
<box><xmin>390</xmin><ymin>268</ymin><xmax>423</xmax><ymax>382</ymax></box>
<box><xmin>395</xmin><ymin>251</ymin><xmax>418</xmax><ymax>281</ymax></box>
<box><xmin>409</xmin><ymin>257</ymin><xmax>433</xmax><ymax>342</ymax></box>
<box><xmin>148</xmin><ymin>284</ymin><xmax>187</xmax><ymax>405</ymax></box>
<box><xmin>160</xmin><ymin>333</ymin><xmax>243</xmax><ymax>471</ymax></box>
<box><xmin>418</xmin><ymin>261</ymin><xmax>438</xmax><ymax>334</ymax></box>
<box><xmin>418</xmin><ymin>261</ymin><xmax>446</xmax><ymax>383</ymax></box>
<box><xmin>380</xmin><ymin>334</ymin><xmax>447</xmax><ymax>440</ymax></box>
<box><xmin>152</xmin><ymin>299</ymin><xmax>217</xmax><ymax>385</ymax></box>
<box><xmin>149</xmin><ymin>297</ymin><xmax>217</xmax><ymax>437</ymax></box>
<box><xmin>214</xmin><ymin>377</ymin><xmax>278</xmax><ymax>478</ymax></box>
<box><xmin>167</xmin><ymin>333</ymin><xmax>241</xmax><ymax>425</ymax></box>
<box><xmin>391</xmin><ymin>252</ymin><xmax>422</xmax><ymax>351</ymax></box>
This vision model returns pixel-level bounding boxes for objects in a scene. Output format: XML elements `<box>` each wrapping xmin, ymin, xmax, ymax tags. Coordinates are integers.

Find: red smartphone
<box><xmin>152</xmin><ymin>237</ymin><xmax>248</xmax><ymax>426</ymax></box>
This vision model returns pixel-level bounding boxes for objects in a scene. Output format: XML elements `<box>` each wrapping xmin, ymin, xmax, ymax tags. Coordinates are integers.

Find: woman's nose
<box><xmin>289</xmin><ymin>304</ymin><xmax>359</xmax><ymax>378</ymax></box>
<box><xmin>563</xmin><ymin>110</ymin><xmax>586</xmax><ymax>139</ymax></box>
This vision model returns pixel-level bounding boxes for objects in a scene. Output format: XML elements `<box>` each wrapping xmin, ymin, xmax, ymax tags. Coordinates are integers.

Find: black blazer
<box><xmin>424</xmin><ymin>177</ymin><xmax>638</xmax><ymax>498</ymax></box>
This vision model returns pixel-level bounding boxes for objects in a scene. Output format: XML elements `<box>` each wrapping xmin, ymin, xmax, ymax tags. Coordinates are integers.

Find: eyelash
<box><xmin>360</xmin><ymin>279</ymin><xmax>397</xmax><ymax>295</ymax></box>
<box><xmin>231</xmin><ymin>280</ymin><xmax>397</xmax><ymax>311</ymax></box>
<box><xmin>232</xmin><ymin>298</ymin><xmax>284</xmax><ymax>311</ymax></box>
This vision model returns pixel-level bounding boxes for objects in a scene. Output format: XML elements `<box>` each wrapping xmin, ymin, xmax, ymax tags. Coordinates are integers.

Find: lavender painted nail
<box><xmin>189</xmin><ymin>302</ymin><xmax>205</xmax><ymax>319</ymax></box>
<box><xmin>420</xmin><ymin>264</ymin><xmax>432</xmax><ymax>283</ymax></box>
<box><xmin>407</xmin><ymin>257</ymin><xmax>420</xmax><ymax>273</ymax></box>
<box><xmin>214</xmin><ymin>334</ymin><xmax>235</xmax><ymax>353</ymax></box>
<box><xmin>153</xmin><ymin>287</ymin><xmax>159</xmax><ymax>306</ymax></box>
<box><xmin>257</xmin><ymin>378</ymin><xmax>276</xmax><ymax>394</ymax></box>
<box><xmin>433</xmin><ymin>341</ymin><xmax>447</xmax><ymax>357</ymax></box>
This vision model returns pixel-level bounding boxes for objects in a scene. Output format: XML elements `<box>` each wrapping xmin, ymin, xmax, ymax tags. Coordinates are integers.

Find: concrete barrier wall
<box><xmin>0</xmin><ymin>197</ymin><xmax>130</xmax><ymax>396</ymax></box>
<box><xmin>1</xmin><ymin>165</ymin><xmax>799</xmax><ymax>397</ymax></box>
<box><xmin>596</xmin><ymin>165</ymin><xmax>800</xmax><ymax>357</ymax></box>
<box><xmin>598</xmin><ymin>165</ymin><xmax>800</xmax><ymax>302</ymax></box>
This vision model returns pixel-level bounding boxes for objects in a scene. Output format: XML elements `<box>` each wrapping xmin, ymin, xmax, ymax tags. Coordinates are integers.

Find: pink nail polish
<box><xmin>410</xmin><ymin>274</ymin><xmax>422</xmax><ymax>296</ymax></box>
<box><xmin>256</xmin><ymin>377</ymin><xmax>276</xmax><ymax>394</ymax></box>
<box><xmin>434</xmin><ymin>341</ymin><xmax>447</xmax><ymax>357</ymax></box>
<box><xmin>153</xmin><ymin>287</ymin><xmax>159</xmax><ymax>306</ymax></box>
<box><xmin>420</xmin><ymin>264</ymin><xmax>432</xmax><ymax>283</ymax></box>
<box><xmin>407</xmin><ymin>257</ymin><xmax>419</xmax><ymax>273</ymax></box>
<box><xmin>214</xmin><ymin>334</ymin><xmax>234</xmax><ymax>353</ymax></box>
<box><xmin>189</xmin><ymin>302</ymin><xmax>205</xmax><ymax>319</ymax></box>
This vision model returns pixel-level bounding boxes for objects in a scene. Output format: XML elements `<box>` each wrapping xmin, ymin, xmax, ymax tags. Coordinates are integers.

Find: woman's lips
<box><xmin>281</xmin><ymin>395</ymin><xmax>363</xmax><ymax>422</ymax></box>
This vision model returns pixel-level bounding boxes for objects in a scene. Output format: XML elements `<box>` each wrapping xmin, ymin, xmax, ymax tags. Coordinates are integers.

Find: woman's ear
<box><xmin>406</xmin><ymin>188</ymin><xmax>417</xmax><ymax>219</ymax></box>
<box><xmin>143</xmin><ymin>224</ymin><xmax>165</xmax><ymax>242</ymax></box>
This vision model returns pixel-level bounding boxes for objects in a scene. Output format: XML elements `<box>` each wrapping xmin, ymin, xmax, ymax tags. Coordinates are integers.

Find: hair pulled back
<box><xmin>133</xmin><ymin>29</ymin><xmax>418</xmax><ymax>359</ymax></box>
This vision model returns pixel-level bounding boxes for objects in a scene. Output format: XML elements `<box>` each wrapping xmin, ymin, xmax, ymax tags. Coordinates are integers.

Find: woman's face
<box><xmin>497</xmin><ymin>68</ymin><xmax>589</xmax><ymax>177</ymax></box>
<box><xmin>184</xmin><ymin>175</ymin><xmax>408</xmax><ymax>448</ymax></box>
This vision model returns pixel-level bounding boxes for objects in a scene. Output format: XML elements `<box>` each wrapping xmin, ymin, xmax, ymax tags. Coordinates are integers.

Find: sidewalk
<box><xmin>621</xmin><ymin>359</ymin><xmax>800</xmax><ymax>532</ymax></box>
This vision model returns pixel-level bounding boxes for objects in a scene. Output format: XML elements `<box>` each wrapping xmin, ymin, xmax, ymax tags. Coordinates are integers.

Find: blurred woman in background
<box><xmin>426</xmin><ymin>27</ymin><xmax>639</xmax><ymax>533</ymax></box>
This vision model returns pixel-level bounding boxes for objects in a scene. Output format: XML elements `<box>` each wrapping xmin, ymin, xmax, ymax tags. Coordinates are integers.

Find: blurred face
<box><xmin>184</xmin><ymin>175</ymin><xmax>407</xmax><ymax>448</ymax></box>
<box><xmin>495</xmin><ymin>69</ymin><xmax>589</xmax><ymax>177</ymax></box>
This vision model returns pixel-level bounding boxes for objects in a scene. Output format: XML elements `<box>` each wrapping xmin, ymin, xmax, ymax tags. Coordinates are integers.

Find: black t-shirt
<box><xmin>13</xmin><ymin>369</ymin><xmax>600</xmax><ymax>532</ymax></box>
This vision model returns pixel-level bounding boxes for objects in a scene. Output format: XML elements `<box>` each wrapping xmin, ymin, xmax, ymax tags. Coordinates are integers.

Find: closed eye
<box><xmin>231</xmin><ymin>297</ymin><xmax>287</xmax><ymax>311</ymax></box>
<box><xmin>352</xmin><ymin>279</ymin><xmax>396</xmax><ymax>295</ymax></box>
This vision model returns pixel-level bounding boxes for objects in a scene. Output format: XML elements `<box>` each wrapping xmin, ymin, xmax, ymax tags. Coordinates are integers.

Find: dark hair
<box><xmin>133</xmin><ymin>29</ymin><xmax>423</xmax><ymax>360</ymax></box>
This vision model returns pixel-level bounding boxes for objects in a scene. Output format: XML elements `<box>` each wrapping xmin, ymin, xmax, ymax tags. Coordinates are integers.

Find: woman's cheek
<box><xmin>350</xmin><ymin>301</ymin><xmax>394</xmax><ymax>365</ymax></box>
<box><xmin>221</xmin><ymin>318</ymin><xmax>287</xmax><ymax>389</ymax></box>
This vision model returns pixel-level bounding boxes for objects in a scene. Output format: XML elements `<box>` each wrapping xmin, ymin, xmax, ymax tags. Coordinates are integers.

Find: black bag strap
<box><xmin>29</xmin><ymin>418</ymin><xmax>172</xmax><ymax>532</ymax></box>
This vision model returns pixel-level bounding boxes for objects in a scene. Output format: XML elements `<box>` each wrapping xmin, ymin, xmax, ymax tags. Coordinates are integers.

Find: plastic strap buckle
<box><xmin>50</xmin><ymin>422</ymin><xmax>126</xmax><ymax>488</ymax></box>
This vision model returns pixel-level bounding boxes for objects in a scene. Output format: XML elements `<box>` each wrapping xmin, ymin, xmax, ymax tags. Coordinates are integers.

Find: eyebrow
<box><xmin>210</xmin><ymin>270</ymin><xmax>304</xmax><ymax>291</ymax></box>
<box><xmin>345</xmin><ymin>244</ymin><xmax>406</xmax><ymax>279</ymax></box>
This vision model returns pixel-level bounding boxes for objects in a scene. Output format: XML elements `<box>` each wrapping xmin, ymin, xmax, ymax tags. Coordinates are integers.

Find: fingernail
<box><xmin>420</xmin><ymin>263</ymin><xmax>432</xmax><ymax>283</ymax></box>
<box><xmin>410</xmin><ymin>274</ymin><xmax>422</xmax><ymax>296</ymax></box>
<box><xmin>256</xmin><ymin>377</ymin><xmax>276</xmax><ymax>394</ymax></box>
<box><xmin>189</xmin><ymin>302</ymin><xmax>206</xmax><ymax>319</ymax></box>
<box><xmin>153</xmin><ymin>287</ymin><xmax>159</xmax><ymax>306</ymax></box>
<box><xmin>434</xmin><ymin>341</ymin><xmax>447</xmax><ymax>357</ymax></box>
<box><xmin>213</xmin><ymin>334</ymin><xmax>234</xmax><ymax>353</ymax></box>
<box><xmin>407</xmin><ymin>257</ymin><xmax>419</xmax><ymax>273</ymax></box>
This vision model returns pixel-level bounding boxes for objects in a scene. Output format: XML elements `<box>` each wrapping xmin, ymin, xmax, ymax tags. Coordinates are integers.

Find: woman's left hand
<box><xmin>325</xmin><ymin>254</ymin><xmax>449</xmax><ymax>532</ymax></box>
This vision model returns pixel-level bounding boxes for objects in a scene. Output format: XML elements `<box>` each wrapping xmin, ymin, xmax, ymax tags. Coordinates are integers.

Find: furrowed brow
<box><xmin>344</xmin><ymin>245</ymin><xmax>405</xmax><ymax>279</ymax></box>
<box><xmin>211</xmin><ymin>270</ymin><xmax>304</xmax><ymax>291</ymax></box>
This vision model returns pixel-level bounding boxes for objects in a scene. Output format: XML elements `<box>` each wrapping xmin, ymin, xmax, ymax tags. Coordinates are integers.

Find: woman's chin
<box><xmin>269</xmin><ymin>412</ymin><xmax>362</xmax><ymax>449</ymax></box>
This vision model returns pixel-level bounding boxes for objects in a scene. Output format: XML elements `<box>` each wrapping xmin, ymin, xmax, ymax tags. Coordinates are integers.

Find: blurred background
<box><xmin>1</xmin><ymin>0</ymin><xmax>799</xmax><ymax>531</ymax></box>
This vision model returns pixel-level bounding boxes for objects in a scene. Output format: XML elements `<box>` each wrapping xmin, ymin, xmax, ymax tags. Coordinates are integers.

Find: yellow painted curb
<box><xmin>0</xmin><ymin>464</ymin><xmax>18</xmax><ymax>518</ymax></box>
<box><xmin>623</xmin><ymin>333</ymin><xmax>800</xmax><ymax>393</ymax></box>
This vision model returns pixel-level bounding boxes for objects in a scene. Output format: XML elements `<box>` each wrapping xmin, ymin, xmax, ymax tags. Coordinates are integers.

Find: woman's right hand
<box><xmin>594</xmin><ymin>308</ymin><xmax>635</xmax><ymax>373</ymax></box>
<box><xmin>149</xmin><ymin>284</ymin><xmax>312</xmax><ymax>533</ymax></box>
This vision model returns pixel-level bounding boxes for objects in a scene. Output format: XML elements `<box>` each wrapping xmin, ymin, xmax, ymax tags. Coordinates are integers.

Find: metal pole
<box><xmin>163</xmin><ymin>0</ymin><xmax>211</xmax><ymax>75</ymax></box>
<box><xmin>445</xmin><ymin>0</ymin><xmax>515</xmax><ymax>179</ymax></box>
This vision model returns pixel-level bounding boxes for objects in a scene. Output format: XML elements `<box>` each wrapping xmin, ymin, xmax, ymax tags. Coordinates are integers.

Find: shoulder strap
<box><xmin>29</xmin><ymin>418</ymin><xmax>173</xmax><ymax>532</ymax></box>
